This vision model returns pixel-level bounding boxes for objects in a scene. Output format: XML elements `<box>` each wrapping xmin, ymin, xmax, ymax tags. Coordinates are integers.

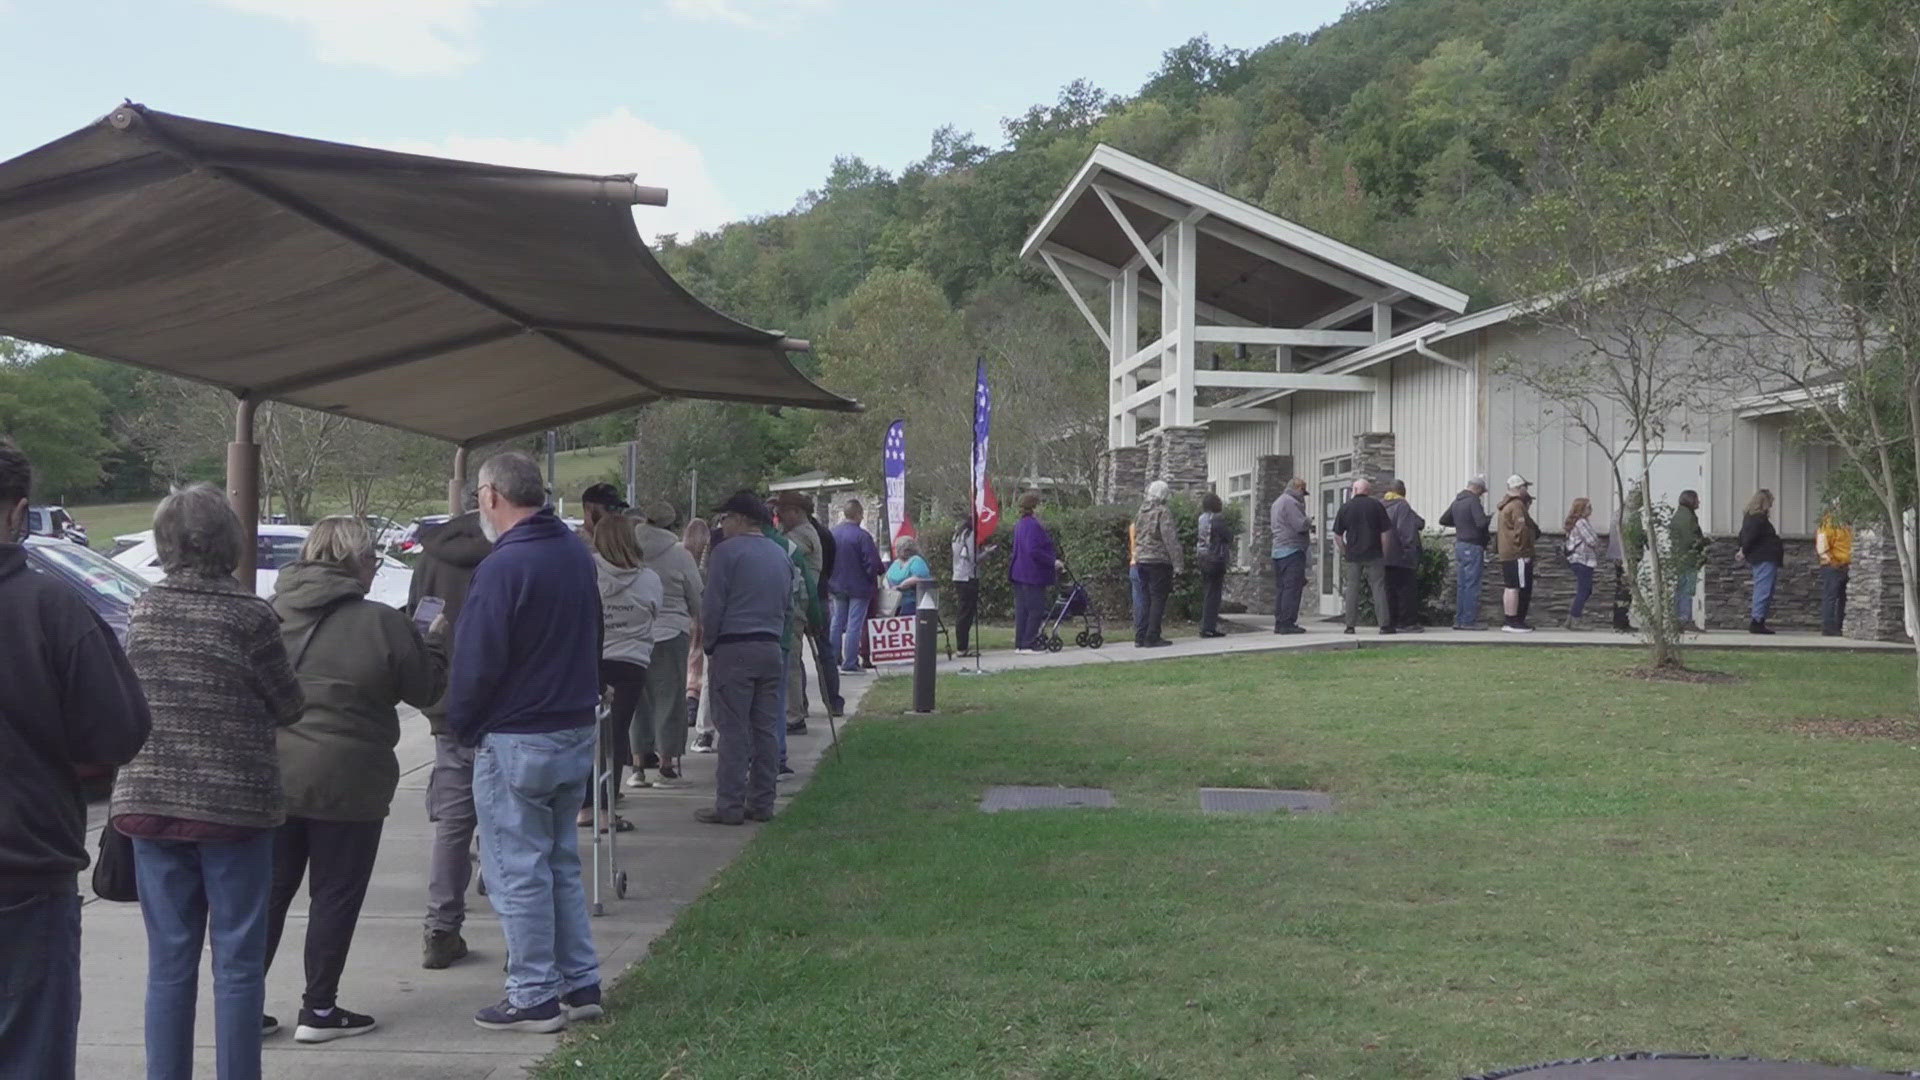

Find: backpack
<box><xmin>1196</xmin><ymin>513</ymin><xmax>1232</xmax><ymax>569</ymax></box>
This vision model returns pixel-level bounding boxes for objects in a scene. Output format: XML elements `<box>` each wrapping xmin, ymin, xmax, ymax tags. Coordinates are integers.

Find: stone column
<box><xmin>1153</xmin><ymin>426</ymin><xmax>1210</xmax><ymax>495</ymax></box>
<box><xmin>1352</xmin><ymin>432</ymin><xmax>1395</xmax><ymax>489</ymax></box>
<box><xmin>1233</xmin><ymin>453</ymin><xmax>1296</xmax><ymax>614</ymax></box>
<box><xmin>1844</xmin><ymin>528</ymin><xmax>1913</xmax><ymax>642</ymax></box>
<box><xmin>1098</xmin><ymin>446</ymin><xmax>1147</xmax><ymax>505</ymax></box>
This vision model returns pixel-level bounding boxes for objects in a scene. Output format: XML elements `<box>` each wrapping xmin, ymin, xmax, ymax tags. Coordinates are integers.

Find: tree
<box><xmin>126</xmin><ymin>376</ymin><xmax>352</xmax><ymax>524</ymax></box>
<box><xmin>0</xmin><ymin>342</ymin><xmax>114</xmax><ymax>499</ymax></box>
<box><xmin>1580</xmin><ymin>0</ymin><xmax>1920</xmax><ymax>696</ymax></box>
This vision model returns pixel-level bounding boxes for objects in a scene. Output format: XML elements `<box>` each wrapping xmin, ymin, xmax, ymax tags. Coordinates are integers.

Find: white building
<box><xmin>1024</xmin><ymin>145</ymin><xmax>1881</xmax><ymax>634</ymax></box>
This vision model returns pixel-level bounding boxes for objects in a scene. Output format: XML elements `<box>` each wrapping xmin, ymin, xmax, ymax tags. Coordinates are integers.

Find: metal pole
<box><xmin>689</xmin><ymin>467</ymin><xmax>698</xmax><ymax>521</ymax></box>
<box><xmin>911</xmin><ymin>607</ymin><xmax>938</xmax><ymax>713</ymax></box>
<box><xmin>227</xmin><ymin>397</ymin><xmax>260</xmax><ymax>592</ymax></box>
<box><xmin>448</xmin><ymin>445</ymin><xmax>470</xmax><ymax>517</ymax></box>
<box><xmin>624</xmin><ymin>441</ymin><xmax>638</xmax><ymax>507</ymax></box>
<box><xmin>545</xmin><ymin>430</ymin><xmax>558</xmax><ymax>497</ymax></box>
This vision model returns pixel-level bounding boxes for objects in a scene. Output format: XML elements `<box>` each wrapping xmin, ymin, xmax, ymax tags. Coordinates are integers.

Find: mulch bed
<box><xmin>1789</xmin><ymin>717</ymin><xmax>1920</xmax><ymax>742</ymax></box>
<box><xmin>1621</xmin><ymin>664</ymin><xmax>1741</xmax><ymax>684</ymax></box>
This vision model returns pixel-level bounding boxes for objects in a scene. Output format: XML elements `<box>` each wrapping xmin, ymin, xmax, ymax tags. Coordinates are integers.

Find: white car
<box><xmin>113</xmin><ymin>525</ymin><xmax>415</xmax><ymax>609</ymax></box>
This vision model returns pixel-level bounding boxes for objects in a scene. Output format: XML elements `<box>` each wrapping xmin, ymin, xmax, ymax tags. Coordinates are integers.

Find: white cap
<box><xmin>1506</xmin><ymin>474</ymin><xmax>1530</xmax><ymax>490</ymax></box>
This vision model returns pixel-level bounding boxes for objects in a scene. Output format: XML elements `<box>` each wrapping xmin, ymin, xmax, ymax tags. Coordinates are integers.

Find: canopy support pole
<box><xmin>448</xmin><ymin>445</ymin><xmax>470</xmax><ymax>517</ymax></box>
<box><xmin>227</xmin><ymin>396</ymin><xmax>260</xmax><ymax>593</ymax></box>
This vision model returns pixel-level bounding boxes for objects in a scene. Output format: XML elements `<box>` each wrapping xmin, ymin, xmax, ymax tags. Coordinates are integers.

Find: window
<box><xmin>1318</xmin><ymin>455</ymin><xmax>1354</xmax><ymax>478</ymax></box>
<box><xmin>1226</xmin><ymin>471</ymin><xmax>1254</xmax><ymax>568</ymax></box>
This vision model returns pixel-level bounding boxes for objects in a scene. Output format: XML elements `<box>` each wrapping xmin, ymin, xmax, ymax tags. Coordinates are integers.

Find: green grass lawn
<box><xmin>544</xmin><ymin>646</ymin><xmax>1920</xmax><ymax>1079</ymax></box>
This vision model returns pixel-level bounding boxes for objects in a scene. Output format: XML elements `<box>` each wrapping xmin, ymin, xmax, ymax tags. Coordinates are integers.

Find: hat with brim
<box><xmin>581</xmin><ymin>482</ymin><xmax>628</xmax><ymax>510</ymax></box>
<box><xmin>712</xmin><ymin>490</ymin><xmax>771</xmax><ymax>524</ymax></box>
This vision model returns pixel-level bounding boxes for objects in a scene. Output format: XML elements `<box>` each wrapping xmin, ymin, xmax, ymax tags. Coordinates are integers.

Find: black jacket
<box><xmin>0</xmin><ymin>542</ymin><xmax>151</xmax><ymax>894</ymax></box>
<box><xmin>1439</xmin><ymin>490</ymin><xmax>1492</xmax><ymax>546</ymax></box>
<box><xmin>810</xmin><ymin>516</ymin><xmax>836</xmax><ymax>603</ymax></box>
<box><xmin>407</xmin><ymin>512</ymin><xmax>492</xmax><ymax>734</ymax></box>
<box><xmin>1333</xmin><ymin>494</ymin><xmax>1395</xmax><ymax>562</ymax></box>
<box><xmin>1738</xmin><ymin>512</ymin><xmax>1785</xmax><ymax>566</ymax></box>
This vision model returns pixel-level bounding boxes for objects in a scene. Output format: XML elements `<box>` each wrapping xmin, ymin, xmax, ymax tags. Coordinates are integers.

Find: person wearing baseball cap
<box><xmin>696</xmin><ymin>492</ymin><xmax>794</xmax><ymax>825</ymax></box>
<box><xmin>579</xmin><ymin>483</ymin><xmax>628</xmax><ymax>542</ymax></box>
<box><xmin>1496</xmin><ymin>474</ymin><xmax>1540</xmax><ymax>632</ymax></box>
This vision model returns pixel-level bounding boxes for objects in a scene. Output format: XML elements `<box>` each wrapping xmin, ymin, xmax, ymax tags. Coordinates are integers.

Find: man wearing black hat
<box><xmin>696</xmin><ymin>492</ymin><xmax>796</xmax><ymax>825</ymax></box>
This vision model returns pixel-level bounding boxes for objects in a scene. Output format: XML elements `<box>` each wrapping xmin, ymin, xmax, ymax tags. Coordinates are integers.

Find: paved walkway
<box><xmin>72</xmin><ymin>623</ymin><xmax>1900</xmax><ymax>1076</ymax></box>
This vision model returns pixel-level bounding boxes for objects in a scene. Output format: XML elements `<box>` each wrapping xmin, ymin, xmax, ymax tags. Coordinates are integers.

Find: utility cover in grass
<box><xmin>1198</xmin><ymin>788</ymin><xmax>1333</xmax><ymax>814</ymax></box>
<box><xmin>1463</xmin><ymin>1055</ymin><xmax>1920</xmax><ymax>1079</ymax></box>
<box><xmin>979</xmin><ymin>786</ymin><xmax>1114</xmax><ymax>812</ymax></box>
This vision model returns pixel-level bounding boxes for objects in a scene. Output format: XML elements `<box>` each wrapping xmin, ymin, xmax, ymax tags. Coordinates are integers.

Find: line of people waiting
<box><xmin>0</xmin><ymin>433</ymin><xmax>859</xmax><ymax>1080</ymax></box>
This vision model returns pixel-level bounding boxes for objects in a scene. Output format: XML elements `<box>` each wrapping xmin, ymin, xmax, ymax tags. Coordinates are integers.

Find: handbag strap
<box><xmin>290</xmin><ymin>598</ymin><xmax>351</xmax><ymax>669</ymax></box>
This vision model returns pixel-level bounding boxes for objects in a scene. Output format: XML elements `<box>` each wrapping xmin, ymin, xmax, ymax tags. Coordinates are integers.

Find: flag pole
<box><xmin>972</xmin><ymin>357</ymin><xmax>985</xmax><ymax>673</ymax></box>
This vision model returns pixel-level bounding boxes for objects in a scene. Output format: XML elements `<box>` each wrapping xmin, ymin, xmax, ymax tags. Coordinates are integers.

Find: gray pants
<box><xmin>424</xmin><ymin>735</ymin><xmax>477</xmax><ymax>934</ymax></box>
<box><xmin>1343</xmin><ymin>559</ymin><xmax>1390</xmax><ymax>629</ymax></box>
<box><xmin>786</xmin><ymin>630</ymin><xmax>810</xmax><ymax>724</ymax></box>
<box><xmin>632</xmin><ymin>632</ymin><xmax>692</xmax><ymax>762</ymax></box>
<box><xmin>710</xmin><ymin>639</ymin><xmax>782</xmax><ymax>817</ymax></box>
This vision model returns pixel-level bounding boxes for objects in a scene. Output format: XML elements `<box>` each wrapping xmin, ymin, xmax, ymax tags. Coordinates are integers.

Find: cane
<box><xmin>808</xmin><ymin>631</ymin><xmax>844</xmax><ymax>762</ymax></box>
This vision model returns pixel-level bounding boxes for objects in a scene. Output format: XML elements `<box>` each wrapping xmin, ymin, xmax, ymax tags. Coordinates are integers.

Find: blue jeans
<box><xmin>1570</xmin><ymin>563</ymin><xmax>1595</xmax><ymax>618</ymax></box>
<box><xmin>1129</xmin><ymin>564</ymin><xmax>1147</xmax><ymax>638</ymax></box>
<box><xmin>0</xmin><ymin>891</ymin><xmax>81</xmax><ymax>1080</ymax></box>
<box><xmin>830</xmin><ymin>593</ymin><xmax>870</xmax><ymax>672</ymax></box>
<box><xmin>1675</xmin><ymin>567</ymin><xmax>1699</xmax><ymax>625</ymax></box>
<box><xmin>1454</xmin><ymin>543</ymin><xmax>1486</xmax><ymax>627</ymax></box>
<box><xmin>474</xmin><ymin>727</ymin><xmax>600</xmax><ymax>1010</ymax></box>
<box><xmin>1751</xmin><ymin>560</ymin><xmax>1779</xmax><ymax>621</ymax></box>
<box><xmin>134</xmin><ymin>833</ymin><xmax>274</xmax><ymax>1080</ymax></box>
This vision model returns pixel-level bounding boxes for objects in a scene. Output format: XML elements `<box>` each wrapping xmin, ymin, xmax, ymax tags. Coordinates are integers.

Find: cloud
<box><xmin>377</xmin><ymin>108</ymin><xmax>738</xmax><ymax>242</ymax></box>
<box><xmin>663</xmin><ymin>0</ymin><xmax>830</xmax><ymax>31</ymax></box>
<box><xmin>210</xmin><ymin>0</ymin><xmax>505</xmax><ymax>76</ymax></box>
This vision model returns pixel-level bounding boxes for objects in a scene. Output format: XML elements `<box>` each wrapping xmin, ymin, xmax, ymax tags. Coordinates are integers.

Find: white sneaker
<box><xmin>626</xmin><ymin>770</ymin><xmax>652</xmax><ymax>788</ymax></box>
<box><xmin>1014</xmin><ymin>648</ymin><xmax>1037</xmax><ymax>655</ymax></box>
<box><xmin>1501</xmin><ymin>624</ymin><xmax>1534</xmax><ymax>634</ymax></box>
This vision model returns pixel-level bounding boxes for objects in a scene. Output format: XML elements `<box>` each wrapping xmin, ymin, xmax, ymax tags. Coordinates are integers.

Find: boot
<box><xmin>422</xmin><ymin>928</ymin><xmax>469</xmax><ymax>970</ymax></box>
<box><xmin>1749</xmin><ymin>619</ymin><xmax>1775</xmax><ymax>635</ymax></box>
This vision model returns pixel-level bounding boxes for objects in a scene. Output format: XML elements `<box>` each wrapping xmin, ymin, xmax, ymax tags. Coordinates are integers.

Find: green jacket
<box><xmin>273</xmin><ymin>561</ymin><xmax>446</xmax><ymax>821</ymax></box>
<box><xmin>1668</xmin><ymin>503</ymin><xmax>1708</xmax><ymax>573</ymax></box>
<box><xmin>761</xmin><ymin>524</ymin><xmax>823</xmax><ymax>651</ymax></box>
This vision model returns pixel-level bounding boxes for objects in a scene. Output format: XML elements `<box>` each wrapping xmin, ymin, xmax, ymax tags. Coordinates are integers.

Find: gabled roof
<box><xmin>0</xmin><ymin>104</ymin><xmax>857</xmax><ymax>446</ymax></box>
<box><xmin>1021</xmin><ymin>144</ymin><xmax>1468</xmax><ymax>331</ymax></box>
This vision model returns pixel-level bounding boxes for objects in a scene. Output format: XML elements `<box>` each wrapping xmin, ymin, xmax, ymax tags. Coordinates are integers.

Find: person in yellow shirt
<box><xmin>1816</xmin><ymin>510</ymin><xmax>1853</xmax><ymax>637</ymax></box>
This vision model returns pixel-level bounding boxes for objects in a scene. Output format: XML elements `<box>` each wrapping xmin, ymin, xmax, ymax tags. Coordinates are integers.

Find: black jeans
<box><xmin>1821</xmin><ymin>566</ymin><xmax>1850</xmax><ymax>634</ymax></box>
<box><xmin>1199</xmin><ymin>563</ymin><xmax>1227</xmax><ymax>634</ymax></box>
<box><xmin>1272</xmin><ymin>551</ymin><xmax>1306</xmax><ymax>630</ymax></box>
<box><xmin>954</xmin><ymin>579</ymin><xmax>980</xmax><ymax>652</ymax></box>
<box><xmin>0</xmin><ymin>891</ymin><xmax>80</xmax><ymax>1079</ymax></box>
<box><xmin>266</xmin><ymin>817</ymin><xmax>384</xmax><ymax>1011</ymax></box>
<box><xmin>1384</xmin><ymin>564</ymin><xmax>1418</xmax><ymax>628</ymax></box>
<box><xmin>1013</xmin><ymin>582</ymin><xmax>1050</xmax><ymax>649</ymax></box>
<box><xmin>597</xmin><ymin>658</ymin><xmax>646</xmax><ymax>803</ymax></box>
<box><xmin>1138</xmin><ymin>561</ymin><xmax>1174</xmax><ymax>643</ymax></box>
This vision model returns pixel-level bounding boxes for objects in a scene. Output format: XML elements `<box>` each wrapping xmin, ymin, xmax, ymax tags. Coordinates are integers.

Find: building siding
<box><xmin>1385</xmin><ymin>347</ymin><xmax>1476</xmax><ymax>523</ymax></box>
<box><xmin>1288</xmin><ymin>391</ymin><xmax>1372</xmax><ymax>481</ymax></box>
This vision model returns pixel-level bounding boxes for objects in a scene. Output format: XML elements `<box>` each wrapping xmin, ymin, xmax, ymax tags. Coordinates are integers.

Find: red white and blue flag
<box><xmin>972</xmin><ymin>359</ymin><xmax>1000</xmax><ymax>545</ymax></box>
<box><xmin>883</xmin><ymin>419</ymin><xmax>914</xmax><ymax>540</ymax></box>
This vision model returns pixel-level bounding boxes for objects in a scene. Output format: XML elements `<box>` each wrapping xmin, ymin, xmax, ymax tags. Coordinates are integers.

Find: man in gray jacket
<box><xmin>1269</xmin><ymin>478</ymin><xmax>1311</xmax><ymax>634</ymax></box>
<box><xmin>1439</xmin><ymin>476</ymin><xmax>1491</xmax><ymax>630</ymax></box>
<box><xmin>632</xmin><ymin>503</ymin><xmax>702</xmax><ymax>786</ymax></box>
<box><xmin>697</xmin><ymin>492</ymin><xmax>794</xmax><ymax>826</ymax></box>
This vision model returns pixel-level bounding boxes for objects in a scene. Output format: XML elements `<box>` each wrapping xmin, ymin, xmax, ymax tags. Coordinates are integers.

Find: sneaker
<box><xmin>422</xmin><ymin>928</ymin><xmax>469</xmax><ymax>970</ymax></box>
<box><xmin>694</xmin><ymin>807</ymin><xmax>745</xmax><ymax>826</ymax></box>
<box><xmin>691</xmin><ymin>733</ymin><xmax>715</xmax><ymax>754</ymax></box>
<box><xmin>1501</xmin><ymin>623</ymin><xmax>1534</xmax><ymax>634</ymax></box>
<box><xmin>295</xmin><ymin>1006</ymin><xmax>377</xmax><ymax>1043</ymax></box>
<box><xmin>1454</xmin><ymin>624</ymin><xmax>1486</xmax><ymax>631</ymax></box>
<box><xmin>628</xmin><ymin>769</ymin><xmax>652</xmax><ymax>788</ymax></box>
<box><xmin>262</xmin><ymin>1015</ymin><xmax>280</xmax><ymax>1038</ymax></box>
<box><xmin>1277</xmin><ymin>625</ymin><xmax>1307</xmax><ymax>635</ymax></box>
<box><xmin>474</xmin><ymin>996</ymin><xmax>566</xmax><ymax>1033</ymax></box>
<box><xmin>1015</xmin><ymin>648</ymin><xmax>1037</xmax><ymax>655</ymax></box>
<box><xmin>658</xmin><ymin>761</ymin><xmax>680</xmax><ymax>781</ymax></box>
<box><xmin>1342</xmin><ymin>626</ymin><xmax>1356</xmax><ymax>635</ymax></box>
<box><xmin>1143</xmin><ymin>638</ymin><xmax>1173</xmax><ymax>648</ymax></box>
<box><xmin>561</xmin><ymin>985</ymin><xmax>604</xmax><ymax>1022</ymax></box>
<box><xmin>787</xmin><ymin>721</ymin><xmax>809</xmax><ymax>735</ymax></box>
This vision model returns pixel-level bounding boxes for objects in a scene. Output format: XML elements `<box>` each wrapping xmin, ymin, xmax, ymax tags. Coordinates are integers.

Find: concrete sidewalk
<box><xmin>75</xmin><ymin>671</ymin><xmax>876</xmax><ymax>1080</ymax></box>
<box><xmin>72</xmin><ymin>624</ymin><xmax>1898</xmax><ymax>1077</ymax></box>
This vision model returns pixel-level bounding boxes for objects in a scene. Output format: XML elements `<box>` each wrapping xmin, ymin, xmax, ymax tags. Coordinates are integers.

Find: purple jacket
<box><xmin>827</xmin><ymin>521</ymin><xmax>884</xmax><ymax>598</ymax></box>
<box><xmin>1008</xmin><ymin>515</ymin><xmax>1058</xmax><ymax>586</ymax></box>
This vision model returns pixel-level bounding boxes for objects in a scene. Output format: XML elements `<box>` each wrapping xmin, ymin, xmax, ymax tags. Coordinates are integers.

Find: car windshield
<box><xmin>259</xmin><ymin>534</ymin><xmax>307</xmax><ymax>571</ymax></box>
<box><xmin>31</xmin><ymin>541</ymin><xmax>148</xmax><ymax>603</ymax></box>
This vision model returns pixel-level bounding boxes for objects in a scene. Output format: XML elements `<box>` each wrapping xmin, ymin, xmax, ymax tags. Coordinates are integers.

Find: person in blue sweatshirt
<box><xmin>445</xmin><ymin>452</ymin><xmax>603</xmax><ymax>1035</ymax></box>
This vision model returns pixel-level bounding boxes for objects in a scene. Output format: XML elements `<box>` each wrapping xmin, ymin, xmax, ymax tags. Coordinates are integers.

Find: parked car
<box><xmin>27</xmin><ymin>505</ymin><xmax>89</xmax><ymax>547</ymax></box>
<box><xmin>112</xmin><ymin>523</ymin><xmax>414</xmax><ymax>608</ymax></box>
<box><xmin>393</xmin><ymin>514</ymin><xmax>451</xmax><ymax>556</ymax></box>
<box><xmin>24</xmin><ymin>533</ymin><xmax>148</xmax><ymax>645</ymax></box>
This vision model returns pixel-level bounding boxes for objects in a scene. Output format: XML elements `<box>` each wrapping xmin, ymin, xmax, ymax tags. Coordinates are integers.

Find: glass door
<box><xmin>1319</xmin><ymin>479</ymin><xmax>1352</xmax><ymax>616</ymax></box>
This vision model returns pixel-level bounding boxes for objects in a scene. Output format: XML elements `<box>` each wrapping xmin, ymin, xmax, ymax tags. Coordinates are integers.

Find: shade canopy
<box><xmin>0</xmin><ymin>104</ymin><xmax>857</xmax><ymax>445</ymax></box>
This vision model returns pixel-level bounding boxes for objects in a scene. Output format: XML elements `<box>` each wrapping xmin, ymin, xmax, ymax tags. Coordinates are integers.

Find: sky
<box><xmin>0</xmin><ymin>0</ymin><xmax>1353</xmax><ymax>241</ymax></box>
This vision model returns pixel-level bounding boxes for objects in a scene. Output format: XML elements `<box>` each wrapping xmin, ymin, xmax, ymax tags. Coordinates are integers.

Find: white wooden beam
<box><xmin>1170</xmin><ymin>217</ymin><xmax>1198</xmax><ymax>428</ymax></box>
<box><xmin>1195</xmin><ymin>406</ymin><xmax>1284</xmax><ymax>424</ymax></box>
<box><xmin>1040</xmin><ymin>250</ymin><xmax>1112</xmax><ymax>351</ymax></box>
<box><xmin>1036</xmin><ymin>241</ymin><xmax>1118</xmax><ymax>280</ymax></box>
<box><xmin>1116</xmin><ymin>332</ymin><xmax>1171</xmax><ymax>377</ymax></box>
<box><xmin>1194</xmin><ymin>327</ymin><xmax>1376</xmax><ymax>348</ymax></box>
<box><xmin>1094</xmin><ymin>186</ymin><xmax>1171</xmax><ymax>285</ymax></box>
<box><xmin>1194</xmin><ymin>371</ymin><xmax>1378</xmax><ymax>393</ymax></box>
<box><xmin>1306</xmin><ymin>291</ymin><xmax>1405</xmax><ymax>331</ymax></box>
<box><xmin>1117</xmin><ymin>265</ymin><xmax>1141</xmax><ymax>447</ymax></box>
<box><xmin>1116</xmin><ymin>378</ymin><xmax>1170</xmax><ymax>415</ymax></box>
<box><xmin>1089</xmin><ymin>174</ymin><xmax>1192</xmax><ymax>225</ymax></box>
<box><xmin>1372</xmin><ymin>301</ymin><xmax>1392</xmax><ymax>342</ymax></box>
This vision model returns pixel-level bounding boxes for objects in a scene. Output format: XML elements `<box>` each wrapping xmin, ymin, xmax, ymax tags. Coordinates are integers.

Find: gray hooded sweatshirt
<box><xmin>595</xmin><ymin>554</ymin><xmax>662</xmax><ymax>668</ymax></box>
<box><xmin>634</xmin><ymin>521</ymin><xmax>704</xmax><ymax>642</ymax></box>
